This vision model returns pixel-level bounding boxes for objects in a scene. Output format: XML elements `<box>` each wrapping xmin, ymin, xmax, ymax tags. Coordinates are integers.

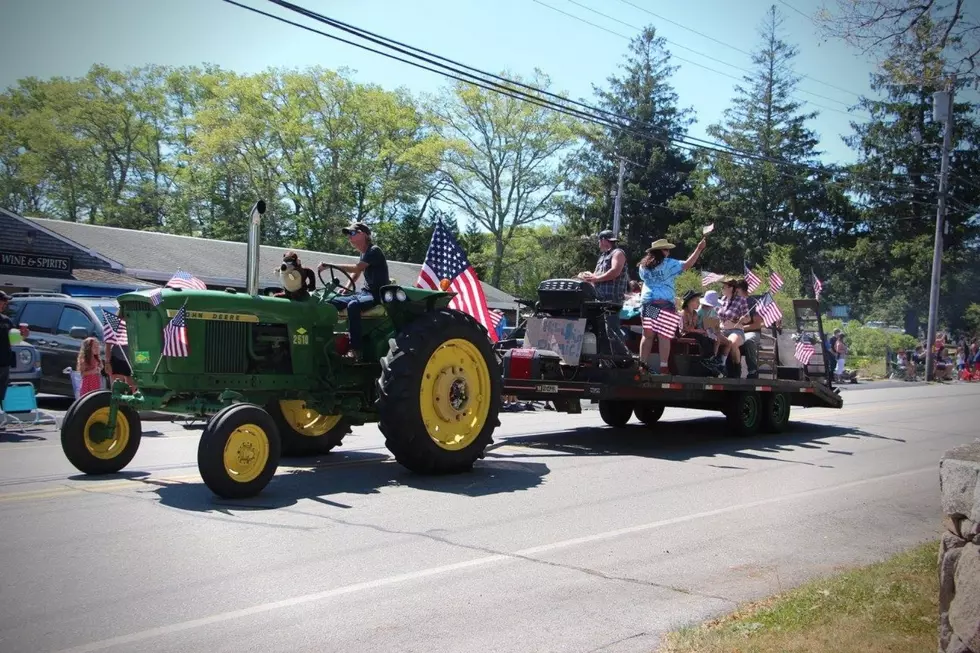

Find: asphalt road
<box><xmin>0</xmin><ymin>380</ymin><xmax>975</xmax><ymax>653</ymax></box>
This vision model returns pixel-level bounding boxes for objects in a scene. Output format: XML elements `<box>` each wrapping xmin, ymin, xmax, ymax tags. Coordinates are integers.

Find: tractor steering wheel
<box><xmin>317</xmin><ymin>263</ymin><xmax>356</xmax><ymax>298</ymax></box>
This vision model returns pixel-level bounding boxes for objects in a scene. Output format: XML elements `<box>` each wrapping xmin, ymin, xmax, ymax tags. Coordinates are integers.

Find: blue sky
<box><xmin>1</xmin><ymin>0</ymin><xmax>898</xmax><ymax>163</ymax></box>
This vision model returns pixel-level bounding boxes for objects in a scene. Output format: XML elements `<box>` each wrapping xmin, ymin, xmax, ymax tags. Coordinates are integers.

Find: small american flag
<box><xmin>489</xmin><ymin>310</ymin><xmax>504</xmax><ymax>328</ymax></box>
<box><xmin>166</xmin><ymin>269</ymin><xmax>207</xmax><ymax>291</ymax></box>
<box><xmin>754</xmin><ymin>292</ymin><xmax>782</xmax><ymax>328</ymax></box>
<box><xmin>416</xmin><ymin>222</ymin><xmax>498</xmax><ymax>342</ymax></box>
<box><xmin>769</xmin><ymin>271</ymin><xmax>784</xmax><ymax>293</ymax></box>
<box><xmin>744</xmin><ymin>262</ymin><xmax>761</xmax><ymax>293</ymax></box>
<box><xmin>811</xmin><ymin>270</ymin><xmax>823</xmax><ymax>300</ymax></box>
<box><xmin>162</xmin><ymin>305</ymin><xmax>189</xmax><ymax>357</ymax></box>
<box><xmin>147</xmin><ymin>288</ymin><xmax>163</xmax><ymax>306</ymax></box>
<box><xmin>101</xmin><ymin>309</ymin><xmax>127</xmax><ymax>346</ymax></box>
<box><xmin>642</xmin><ymin>306</ymin><xmax>682</xmax><ymax>340</ymax></box>
<box><xmin>795</xmin><ymin>340</ymin><xmax>815</xmax><ymax>366</ymax></box>
<box><xmin>701</xmin><ymin>270</ymin><xmax>725</xmax><ymax>287</ymax></box>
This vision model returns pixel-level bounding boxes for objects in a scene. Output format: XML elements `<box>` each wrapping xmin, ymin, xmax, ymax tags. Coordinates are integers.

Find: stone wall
<box><xmin>940</xmin><ymin>439</ymin><xmax>980</xmax><ymax>653</ymax></box>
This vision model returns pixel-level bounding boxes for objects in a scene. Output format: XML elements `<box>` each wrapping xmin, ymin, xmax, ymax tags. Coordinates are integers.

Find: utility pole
<box><xmin>925</xmin><ymin>76</ymin><xmax>955</xmax><ymax>381</ymax></box>
<box><xmin>612</xmin><ymin>157</ymin><xmax>625</xmax><ymax>237</ymax></box>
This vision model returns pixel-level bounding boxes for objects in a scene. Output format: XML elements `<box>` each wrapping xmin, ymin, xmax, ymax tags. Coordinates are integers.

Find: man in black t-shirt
<box><xmin>1</xmin><ymin>291</ymin><xmax>31</xmax><ymax>418</ymax></box>
<box><xmin>318</xmin><ymin>222</ymin><xmax>390</xmax><ymax>361</ymax></box>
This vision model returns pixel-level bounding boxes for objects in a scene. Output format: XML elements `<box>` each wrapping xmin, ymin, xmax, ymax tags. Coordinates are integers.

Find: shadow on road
<box><xmin>152</xmin><ymin>451</ymin><xmax>550</xmax><ymax>513</ymax></box>
<box><xmin>497</xmin><ymin>416</ymin><xmax>899</xmax><ymax>469</ymax></box>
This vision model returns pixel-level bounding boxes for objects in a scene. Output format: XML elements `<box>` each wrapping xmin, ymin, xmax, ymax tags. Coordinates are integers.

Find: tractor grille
<box><xmin>205</xmin><ymin>322</ymin><xmax>249</xmax><ymax>374</ymax></box>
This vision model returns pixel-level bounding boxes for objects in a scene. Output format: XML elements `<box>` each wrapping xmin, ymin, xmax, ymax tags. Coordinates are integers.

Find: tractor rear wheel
<box><xmin>377</xmin><ymin>309</ymin><xmax>501</xmax><ymax>474</ymax></box>
<box><xmin>61</xmin><ymin>391</ymin><xmax>142</xmax><ymax>475</ymax></box>
<box><xmin>598</xmin><ymin>400</ymin><xmax>633</xmax><ymax>427</ymax></box>
<box><xmin>198</xmin><ymin>403</ymin><xmax>281</xmax><ymax>499</ymax></box>
<box><xmin>268</xmin><ymin>400</ymin><xmax>350</xmax><ymax>456</ymax></box>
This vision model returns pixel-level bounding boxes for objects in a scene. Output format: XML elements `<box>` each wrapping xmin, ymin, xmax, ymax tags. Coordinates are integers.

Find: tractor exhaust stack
<box><xmin>246</xmin><ymin>200</ymin><xmax>266</xmax><ymax>296</ymax></box>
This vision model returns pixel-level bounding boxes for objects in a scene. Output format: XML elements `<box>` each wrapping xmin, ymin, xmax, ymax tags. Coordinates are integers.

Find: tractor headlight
<box><xmin>17</xmin><ymin>349</ymin><xmax>32</xmax><ymax>368</ymax></box>
<box><xmin>383</xmin><ymin>289</ymin><xmax>395</xmax><ymax>303</ymax></box>
<box><xmin>395</xmin><ymin>289</ymin><xmax>407</xmax><ymax>302</ymax></box>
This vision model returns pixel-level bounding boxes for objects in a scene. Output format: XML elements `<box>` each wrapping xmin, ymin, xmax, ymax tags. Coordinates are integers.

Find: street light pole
<box><xmin>925</xmin><ymin>77</ymin><xmax>955</xmax><ymax>381</ymax></box>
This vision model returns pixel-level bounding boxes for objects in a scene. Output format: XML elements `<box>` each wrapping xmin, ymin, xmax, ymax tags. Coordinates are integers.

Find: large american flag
<box><xmin>769</xmin><ymin>271</ymin><xmax>784</xmax><ymax>293</ymax></box>
<box><xmin>101</xmin><ymin>309</ymin><xmax>127</xmax><ymax>346</ymax></box>
<box><xmin>162</xmin><ymin>305</ymin><xmax>190</xmax><ymax>357</ymax></box>
<box><xmin>642</xmin><ymin>306</ymin><xmax>682</xmax><ymax>340</ymax></box>
<box><xmin>166</xmin><ymin>269</ymin><xmax>207</xmax><ymax>291</ymax></box>
<box><xmin>744</xmin><ymin>262</ymin><xmax>761</xmax><ymax>293</ymax></box>
<box><xmin>416</xmin><ymin>222</ymin><xmax>498</xmax><ymax>342</ymax></box>
<box><xmin>701</xmin><ymin>270</ymin><xmax>725</xmax><ymax>287</ymax></box>
<box><xmin>795</xmin><ymin>340</ymin><xmax>815</xmax><ymax>366</ymax></box>
<box><xmin>811</xmin><ymin>270</ymin><xmax>823</xmax><ymax>300</ymax></box>
<box><xmin>754</xmin><ymin>292</ymin><xmax>782</xmax><ymax>328</ymax></box>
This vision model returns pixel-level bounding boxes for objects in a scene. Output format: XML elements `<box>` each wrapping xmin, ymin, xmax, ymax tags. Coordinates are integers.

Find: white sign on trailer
<box><xmin>524</xmin><ymin>316</ymin><xmax>587</xmax><ymax>366</ymax></box>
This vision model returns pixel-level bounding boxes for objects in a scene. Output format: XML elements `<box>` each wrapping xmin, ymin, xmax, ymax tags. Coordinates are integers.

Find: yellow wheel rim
<box><xmin>83</xmin><ymin>407</ymin><xmax>131</xmax><ymax>460</ymax></box>
<box><xmin>418</xmin><ymin>338</ymin><xmax>492</xmax><ymax>451</ymax></box>
<box><xmin>222</xmin><ymin>424</ymin><xmax>270</xmax><ymax>483</ymax></box>
<box><xmin>278</xmin><ymin>400</ymin><xmax>342</xmax><ymax>437</ymax></box>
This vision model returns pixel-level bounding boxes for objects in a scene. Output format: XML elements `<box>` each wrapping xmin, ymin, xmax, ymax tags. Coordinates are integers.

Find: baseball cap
<box><xmin>342</xmin><ymin>221</ymin><xmax>371</xmax><ymax>236</ymax></box>
<box><xmin>0</xmin><ymin>290</ymin><xmax>10</xmax><ymax>301</ymax></box>
<box><xmin>598</xmin><ymin>229</ymin><xmax>618</xmax><ymax>241</ymax></box>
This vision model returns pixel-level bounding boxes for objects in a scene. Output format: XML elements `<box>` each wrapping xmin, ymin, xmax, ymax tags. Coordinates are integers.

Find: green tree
<box><xmin>429</xmin><ymin>71</ymin><xmax>584</xmax><ymax>287</ymax></box>
<box><xmin>670</xmin><ymin>6</ymin><xmax>848</xmax><ymax>273</ymax></box>
<box><xmin>572</xmin><ymin>26</ymin><xmax>696</xmax><ymax>266</ymax></box>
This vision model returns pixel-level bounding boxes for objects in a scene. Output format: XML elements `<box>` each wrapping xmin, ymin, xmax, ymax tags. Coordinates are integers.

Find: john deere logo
<box><xmin>296</xmin><ymin>327</ymin><xmax>307</xmax><ymax>335</ymax></box>
<box><xmin>166</xmin><ymin>309</ymin><xmax>258</xmax><ymax>323</ymax></box>
<box><xmin>134</xmin><ymin>351</ymin><xmax>151</xmax><ymax>364</ymax></box>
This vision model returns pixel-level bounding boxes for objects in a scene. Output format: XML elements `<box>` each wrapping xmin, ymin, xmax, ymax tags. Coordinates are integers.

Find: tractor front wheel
<box><xmin>377</xmin><ymin>309</ymin><xmax>501</xmax><ymax>474</ymax></box>
<box><xmin>61</xmin><ymin>391</ymin><xmax>142</xmax><ymax>475</ymax></box>
<box><xmin>198</xmin><ymin>403</ymin><xmax>281</xmax><ymax>499</ymax></box>
<box><xmin>268</xmin><ymin>400</ymin><xmax>350</xmax><ymax>456</ymax></box>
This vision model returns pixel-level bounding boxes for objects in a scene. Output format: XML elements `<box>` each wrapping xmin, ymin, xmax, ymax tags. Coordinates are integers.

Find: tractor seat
<box><xmin>338</xmin><ymin>304</ymin><xmax>387</xmax><ymax>320</ymax></box>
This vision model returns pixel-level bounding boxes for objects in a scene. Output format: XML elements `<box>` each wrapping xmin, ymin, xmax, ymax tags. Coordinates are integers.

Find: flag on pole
<box><xmin>769</xmin><ymin>271</ymin><xmax>784</xmax><ymax>293</ymax></box>
<box><xmin>166</xmin><ymin>269</ymin><xmax>207</xmax><ymax>291</ymax></box>
<box><xmin>101</xmin><ymin>309</ymin><xmax>127</xmax><ymax>346</ymax></box>
<box><xmin>416</xmin><ymin>222</ymin><xmax>498</xmax><ymax>342</ymax></box>
<box><xmin>147</xmin><ymin>288</ymin><xmax>164</xmax><ymax>306</ymax></box>
<box><xmin>811</xmin><ymin>269</ymin><xmax>823</xmax><ymax>300</ymax></box>
<box><xmin>162</xmin><ymin>305</ymin><xmax>190</xmax><ymax>357</ymax></box>
<box><xmin>642</xmin><ymin>305</ymin><xmax>682</xmax><ymax>340</ymax></box>
<box><xmin>489</xmin><ymin>310</ymin><xmax>503</xmax><ymax>329</ymax></box>
<box><xmin>744</xmin><ymin>262</ymin><xmax>761</xmax><ymax>293</ymax></box>
<box><xmin>754</xmin><ymin>292</ymin><xmax>783</xmax><ymax>328</ymax></box>
<box><xmin>701</xmin><ymin>270</ymin><xmax>725</xmax><ymax>287</ymax></box>
<box><xmin>795</xmin><ymin>340</ymin><xmax>815</xmax><ymax>366</ymax></box>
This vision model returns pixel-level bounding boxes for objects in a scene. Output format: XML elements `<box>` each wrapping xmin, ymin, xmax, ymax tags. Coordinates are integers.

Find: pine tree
<box><xmin>670</xmin><ymin>6</ymin><xmax>846</xmax><ymax>271</ymax></box>
<box><xmin>573</xmin><ymin>26</ymin><xmax>696</xmax><ymax>265</ymax></box>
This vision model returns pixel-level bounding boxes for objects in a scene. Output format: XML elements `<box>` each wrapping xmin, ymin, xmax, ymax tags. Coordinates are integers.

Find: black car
<box><xmin>2</xmin><ymin>292</ymin><xmax>128</xmax><ymax>397</ymax></box>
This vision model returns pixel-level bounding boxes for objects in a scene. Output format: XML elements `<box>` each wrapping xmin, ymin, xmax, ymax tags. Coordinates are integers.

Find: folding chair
<box><xmin>1</xmin><ymin>382</ymin><xmax>57</xmax><ymax>434</ymax></box>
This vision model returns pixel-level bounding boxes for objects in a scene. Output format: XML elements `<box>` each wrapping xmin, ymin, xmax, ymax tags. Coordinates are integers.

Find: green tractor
<box><xmin>59</xmin><ymin>202</ymin><xmax>502</xmax><ymax>498</ymax></box>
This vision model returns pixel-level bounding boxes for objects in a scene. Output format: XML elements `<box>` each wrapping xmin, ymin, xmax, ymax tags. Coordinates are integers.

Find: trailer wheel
<box><xmin>598</xmin><ymin>400</ymin><xmax>633</xmax><ymax>427</ymax></box>
<box><xmin>761</xmin><ymin>393</ymin><xmax>791</xmax><ymax>433</ymax></box>
<box><xmin>198</xmin><ymin>403</ymin><xmax>281</xmax><ymax>499</ymax></box>
<box><xmin>61</xmin><ymin>391</ymin><xmax>142</xmax><ymax>475</ymax></box>
<box><xmin>633</xmin><ymin>403</ymin><xmax>665</xmax><ymax>427</ymax></box>
<box><xmin>726</xmin><ymin>391</ymin><xmax>761</xmax><ymax>437</ymax></box>
<box><xmin>377</xmin><ymin>309</ymin><xmax>500</xmax><ymax>474</ymax></box>
<box><xmin>268</xmin><ymin>400</ymin><xmax>350</xmax><ymax>456</ymax></box>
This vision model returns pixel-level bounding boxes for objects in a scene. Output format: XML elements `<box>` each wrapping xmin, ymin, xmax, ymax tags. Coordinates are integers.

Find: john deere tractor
<box><xmin>59</xmin><ymin>202</ymin><xmax>502</xmax><ymax>498</ymax></box>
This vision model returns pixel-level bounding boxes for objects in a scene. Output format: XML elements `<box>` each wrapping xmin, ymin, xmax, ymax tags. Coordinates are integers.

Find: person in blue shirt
<box><xmin>637</xmin><ymin>237</ymin><xmax>707</xmax><ymax>373</ymax></box>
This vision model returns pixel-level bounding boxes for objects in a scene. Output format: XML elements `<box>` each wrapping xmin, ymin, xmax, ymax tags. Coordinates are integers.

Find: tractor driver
<box><xmin>317</xmin><ymin>222</ymin><xmax>390</xmax><ymax>361</ymax></box>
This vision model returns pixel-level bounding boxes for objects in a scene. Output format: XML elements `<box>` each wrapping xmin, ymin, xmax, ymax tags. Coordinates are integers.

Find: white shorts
<box><xmin>835</xmin><ymin>357</ymin><xmax>846</xmax><ymax>374</ymax></box>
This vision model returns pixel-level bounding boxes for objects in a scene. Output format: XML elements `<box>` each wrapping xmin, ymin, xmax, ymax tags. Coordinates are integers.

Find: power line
<box><xmin>614</xmin><ymin>0</ymin><xmax>866</xmax><ymax>99</ymax></box>
<box><xmin>547</xmin><ymin>0</ymin><xmax>867</xmax><ymax>117</ymax></box>
<box><xmin>222</xmin><ymin>0</ymin><xmax>928</xmax><ymax>197</ymax></box>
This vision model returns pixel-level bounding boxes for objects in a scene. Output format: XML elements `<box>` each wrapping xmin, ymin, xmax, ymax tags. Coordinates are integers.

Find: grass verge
<box><xmin>659</xmin><ymin>541</ymin><xmax>939</xmax><ymax>653</ymax></box>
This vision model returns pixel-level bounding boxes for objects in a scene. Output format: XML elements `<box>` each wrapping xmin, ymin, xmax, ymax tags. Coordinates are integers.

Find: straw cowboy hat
<box><xmin>646</xmin><ymin>238</ymin><xmax>675</xmax><ymax>252</ymax></box>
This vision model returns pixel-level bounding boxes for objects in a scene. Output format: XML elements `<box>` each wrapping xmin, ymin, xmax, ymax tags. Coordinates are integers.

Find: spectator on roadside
<box><xmin>1</xmin><ymin>290</ymin><xmax>31</xmax><ymax>427</ymax></box>
<box><xmin>834</xmin><ymin>333</ymin><xmax>848</xmax><ymax>381</ymax></box>
<box><xmin>77</xmin><ymin>337</ymin><xmax>104</xmax><ymax>397</ymax></box>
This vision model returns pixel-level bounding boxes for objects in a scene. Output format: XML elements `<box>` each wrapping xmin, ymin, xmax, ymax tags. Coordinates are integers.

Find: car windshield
<box><xmin>92</xmin><ymin>304</ymin><xmax>119</xmax><ymax>324</ymax></box>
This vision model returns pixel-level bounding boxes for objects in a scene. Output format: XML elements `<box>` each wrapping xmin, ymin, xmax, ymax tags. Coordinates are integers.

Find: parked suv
<box><xmin>2</xmin><ymin>293</ymin><xmax>127</xmax><ymax>397</ymax></box>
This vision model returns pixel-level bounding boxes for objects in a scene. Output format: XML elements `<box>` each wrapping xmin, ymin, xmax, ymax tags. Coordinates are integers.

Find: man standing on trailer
<box><xmin>578</xmin><ymin>229</ymin><xmax>630</xmax><ymax>355</ymax></box>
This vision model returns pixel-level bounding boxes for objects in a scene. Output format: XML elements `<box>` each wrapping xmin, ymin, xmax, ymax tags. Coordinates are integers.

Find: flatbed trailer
<box><xmin>495</xmin><ymin>280</ymin><xmax>842</xmax><ymax>436</ymax></box>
